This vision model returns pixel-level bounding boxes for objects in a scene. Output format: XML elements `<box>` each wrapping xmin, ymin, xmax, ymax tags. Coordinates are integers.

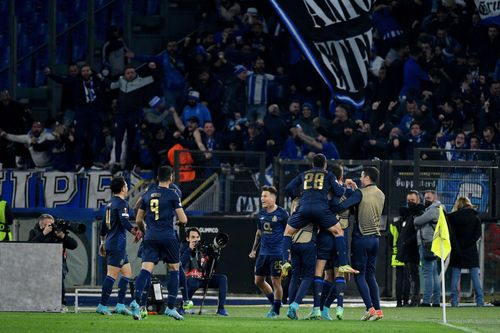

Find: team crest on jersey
<box><xmin>121</xmin><ymin>207</ymin><xmax>129</xmax><ymax>218</ymax></box>
<box><xmin>272</xmin><ymin>215</ymin><xmax>277</xmax><ymax>222</ymax></box>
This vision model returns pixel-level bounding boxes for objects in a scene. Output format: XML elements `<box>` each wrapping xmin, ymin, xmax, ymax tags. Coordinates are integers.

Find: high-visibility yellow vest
<box><xmin>0</xmin><ymin>200</ymin><xmax>12</xmax><ymax>241</ymax></box>
<box><xmin>389</xmin><ymin>224</ymin><xmax>404</xmax><ymax>267</ymax></box>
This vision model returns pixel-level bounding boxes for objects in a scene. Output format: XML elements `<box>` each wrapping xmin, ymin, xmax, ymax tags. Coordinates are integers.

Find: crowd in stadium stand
<box><xmin>0</xmin><ymin>0</ymin><xmax>499</xmax><ymax>173</ymax></box>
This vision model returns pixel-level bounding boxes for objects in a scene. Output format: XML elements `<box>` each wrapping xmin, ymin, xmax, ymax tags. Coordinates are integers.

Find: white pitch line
<box><xmin>440</xmin><ymin>322</ymin><xmax>480</xmax><ymax>333</ymax></box>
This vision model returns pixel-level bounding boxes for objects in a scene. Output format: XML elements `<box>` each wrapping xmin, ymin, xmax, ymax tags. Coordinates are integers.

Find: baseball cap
<box><xmin>234</xmin><ymin>65</ymin><xmax>247</xmax><ymax>76</ymax></box>
<box><xmin>187</xmin><ymin>90</ymin><xmax>200</xmax><ymax>101</ymax></box>
<box><xmin>247</xmin><ymin>7</ymin><xmax>258</xmax><ymax>15</ymax></box>
<box><xmin>187</xmin><ymin>116</ymin><xmax>200</xmax><ymax>124</ymax></box>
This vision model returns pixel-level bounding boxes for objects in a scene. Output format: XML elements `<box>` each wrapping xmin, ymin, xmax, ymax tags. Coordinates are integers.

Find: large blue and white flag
<box><xmin>269</xmin><ymin>0</ymin><xmax>374</xmax><ymax>108</ymax></box>
<box><xmin>475</xmin><ymin>0</ymin><xmax>500</xmax><ymax>25</ymax></box>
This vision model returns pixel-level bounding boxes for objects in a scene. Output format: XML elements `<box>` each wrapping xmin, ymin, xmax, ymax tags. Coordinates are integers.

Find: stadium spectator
<box><xmin>101</xmin><ymin>26</ymin><xmax>130</xmax><ymax>79</ymax></box>
<box><xmin>180</xmin><ymin>91</ymin><xmax>212</xmax><ymax>127</ymax></box>
<box><xmin>447</xmin><ymin>197</ymin><xmax>484</xmax><ymax>307</ymax></box>
<box><xmin>192</xmin><ymin>68</ymin><xmax>224</xmax><ymax>128</ymax></box>
<box><xmin>0</xmin><ymin>89</ymin><xmax>33</xmax><ymax>168</ymax></box>
<box><xmin>0</xmin><ymin>121</ymin><xmax>56</xmax><ymax>169</ymax></box>
<box><xmin>293</xmin><ymin>103</ymin><xmax>317</xmax><ymax>138</ymax></box>
<box><xmin>45</xmin><ymin>65</ymin><xmax>107</xmax><ymax>171</ymax></box>
<box><xmin>403</xmin><ymin>121</ymin><xmax>429</xmax><ymax>160</ymax></box>
<box><xmin>399</xmin><ymin>46</ymin><xmax>431</xmax><ymax>100</ymax></box>
<box><xmin>481</xmin><ymin>126</ymin><xmax>500</xmax><ymax>150</ymax></box>
<box><xmin>414</xmin><ymin>190</ymin><xmax>442</xmax><ymax>307</ymax></box>
<box><xmin>108</xmin><ymin>64</ymin><xmax>157</xmax><ymax>171</ymax></box>
<box><xmin>263</xmin><ymin>104</ymin><xmax>288</xmax><ymax>163</ymax></box>
<box><xmin>245</xmin><ymin>58</ymin><xmax>275</xmax><ymax>125</ymax></box>
<box><xmin>127</xmin><ymin>39</ymin><xmax>188</xmax><ymax>111</ymax></box>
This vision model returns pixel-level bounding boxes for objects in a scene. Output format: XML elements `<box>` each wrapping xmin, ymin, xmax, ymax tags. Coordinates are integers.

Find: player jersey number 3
<box><xmin>303</xmin><ymin>172</ymin><xmax>324</xmax><ymax>190</ymax></box>
<box><xmin>150</xmin><ymin>198</ymin><xmax>160</xmax><ymax>221</ymax></box>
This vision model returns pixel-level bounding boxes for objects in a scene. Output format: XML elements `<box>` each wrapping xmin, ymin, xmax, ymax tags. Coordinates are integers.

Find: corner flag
<box><xmin>431</xmin><ymin>207</ymin><xmax>451</xmax><ymax>259</ymax></box>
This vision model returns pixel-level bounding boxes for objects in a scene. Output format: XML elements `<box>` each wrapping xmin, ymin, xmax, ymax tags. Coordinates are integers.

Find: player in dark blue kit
<box><xmin>249</xmin><ymin>186</ymin><xmax>288</xmax><ymax>318</ymax></box>
<box><xmin>314</xmin><ymin>163</ymin><xmax>349</xmax><ymax>320</ymax></box>
<box><xmin>286</xmin><ymin>198</ymin><xmax>317</xmax><ymax>320</ymax></box>
<box><xmin>97</xmin><ymin>176</ymin><xmax>141</xmax><ymax>316</ymax></box>
<box><xmin>283</xmin><ymin>154</ymin><xmax>358</xmax><ymax>275</ymax></box>
<box><xmin>132</xmin><ymin>181</ymin><xmax>192</xmax><ymax>319</ymax></box>
<box><xmin>129</xmin><ymin>166</ymin><xmax>188</xmax><ymax>320</ymax></box>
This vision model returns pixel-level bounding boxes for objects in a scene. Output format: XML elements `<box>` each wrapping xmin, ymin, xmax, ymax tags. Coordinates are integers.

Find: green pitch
<box><xmin>1</xmin><ymin>306</ymin><xmax>499</xmax><ymax>333</ymax></box>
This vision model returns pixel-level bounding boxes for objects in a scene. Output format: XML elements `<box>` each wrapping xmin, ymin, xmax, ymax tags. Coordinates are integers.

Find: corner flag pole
<box><xmin>440</xmin><ymin>236</ymin><xmax>447</xmax><ymax>324</ymax></box>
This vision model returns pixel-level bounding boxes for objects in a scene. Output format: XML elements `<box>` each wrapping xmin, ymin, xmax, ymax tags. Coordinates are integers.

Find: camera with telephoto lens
<box><xmin>52</xmin><ymin>218</ymin><xmax>87</xmax><ymax>234</ymax></box>
<box><xmin>195</xmin><ymin>232</ymin><xmax>229</xmax><ymax>255</ymax></box>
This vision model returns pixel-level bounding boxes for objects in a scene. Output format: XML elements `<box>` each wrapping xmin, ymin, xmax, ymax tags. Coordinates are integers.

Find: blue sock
<box><xmin>179</xmin><ymin>266</ymin><xmax>189</xmax><ymax>302</ymax></box>
<box><xmin>266</xmin><ymin>292</ymin><xmax>275</xmax><ymax>305</ymax></box>
<box><xmin>100</xmin><ymin>275</ymin><xmax>115</xmax><ymax>306</ymax></box>
<box><xmin>320</xmin><ymin>280</ymin><xmax>333</xmax><ymax>310</ymax></box>
<box><xmin>273</xmin><ymin>300</ymin><xmax>281</xmax><ymax>314</ymax></box>
<box><xmin>294</xmin><ymin>277</ymin><xmax>313</xmax><ymax>304</ymax></box>
<box><xmin>355</xmin><ymin>272</ymin><xmax>373</xmax><ymax>310</ymax></box>
<box><xmin>335</xmin><ymin>277</ymin><xmax>346</xmax><ymax>307</ymax></box>
<box><xmin>282</xmin><ymin>236</ymin><xmax>293</xmax><ymax>261</ymax></box>
<box><xmin>117</xmin><ymin>276</ymin><xmax>130</xmax><ymax>304</ymax></box>
<box><xmin>313</xmin><ymin>276</ymin><xmax>323</xmax><ymax>307</ymax></box>
<box><xmin>140</xmin><ymin>275</ymin><xmax>151</xmax><ymax>306</ymax></box>
<box><xmin>167</xmin><ymin>271</ymin><xmax>179</xmax><ymax>310</ymax></box>
<box><xmin>134</xmin><ymin>269</ymin><xmax>151</xmax><ymax>304</ymax></box>
<box><xmin>288</xmin><ymin>277</ymin><xmax>300</xmax><ymax>304</ymax></box>
<box><xmin>335</xmin><ymin>235</ymin><xmax>348</xmax><ymax>266</ymax></box>
<box><xmin>324</xmin><ymin>283</ymin><xmax>338</xmax><ymax>308</ymax></box>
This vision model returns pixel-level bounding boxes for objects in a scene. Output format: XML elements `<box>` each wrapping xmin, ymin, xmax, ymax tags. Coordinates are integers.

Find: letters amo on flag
<box><xmin>269</xmin><ymin>0</ymin><xmax>374</xmax><ymax>108</ymax></box>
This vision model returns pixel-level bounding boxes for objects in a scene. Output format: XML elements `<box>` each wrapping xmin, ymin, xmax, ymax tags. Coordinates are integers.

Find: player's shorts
<box><xmin>290</xmin><ymin>242</ymin><xmax>316</xmax><ymax>278</ymax></box>
<box><xmin>106</xmin><ymin>249</ymin><xmax>129</xmax><ymax>268</ymax></box>
<box><xmin>288</xmin><ymin>207</ymin><xmax>338</xmax><ymax>230</ymax></box>
<box><xmin>255</xmin><ymin>254</ymin><xmax>282</xmax><ymax>277</ymax></box>
<box><xmin>141</xmin><ymin>238</ymin><xmax>180</xmax><ymax>264</ymax></box>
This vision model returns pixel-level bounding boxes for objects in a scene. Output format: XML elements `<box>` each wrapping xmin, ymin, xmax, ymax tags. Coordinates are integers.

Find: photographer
<box><xmin>28</xmin><ymin>214</ymin><xmax>78</xmax><ymax>309</ymax></box>
<box><xmin>180</xmin><ymin>227</ymin><xmax>228</xmax><ymax>316</ymax></box>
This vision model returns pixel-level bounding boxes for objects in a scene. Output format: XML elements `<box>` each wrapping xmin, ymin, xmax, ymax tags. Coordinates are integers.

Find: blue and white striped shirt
<box><xmin>246</xmin><ymin>71</ymin><xmax>275</xmax><ymax>105</ymax></box>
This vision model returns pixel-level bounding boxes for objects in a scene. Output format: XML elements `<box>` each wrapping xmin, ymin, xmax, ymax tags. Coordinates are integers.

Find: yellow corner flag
<box><xmin>431</xmin><ymin>206</ymin><xmax>451</xmax><ymax>259</ymax></box>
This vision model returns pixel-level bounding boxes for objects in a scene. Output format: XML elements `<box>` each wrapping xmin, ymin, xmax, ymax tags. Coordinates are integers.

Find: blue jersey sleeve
<box><xmin>338</xmin><ymin>189</ymin><xmax>362</xmax><ymax>210</ymax></box>
<box><xmin>117</xmin><ymin>202</ymin><xmax>134</xmax><ymax>232</ymax></box>
<box><xmin>329</xmin><ymin>173</ymin><xmax>346</xmax><ymax>198</ymax></box>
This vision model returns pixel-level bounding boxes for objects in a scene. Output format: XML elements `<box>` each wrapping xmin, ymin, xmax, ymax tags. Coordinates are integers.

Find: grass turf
<box><xmin>1</xmin><ymin>306</ymin><xmax>499</xmax><ymax>333</ymax></box>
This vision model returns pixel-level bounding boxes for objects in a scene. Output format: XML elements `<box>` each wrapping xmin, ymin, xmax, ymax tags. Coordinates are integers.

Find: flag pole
<box><xmin>440</xmin><ymin>237</ymin><xmax>447</xmax><ymax>324</ymax></box>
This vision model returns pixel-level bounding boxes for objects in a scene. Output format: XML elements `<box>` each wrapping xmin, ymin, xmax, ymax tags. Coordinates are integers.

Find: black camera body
<box><xmin>52</xmin><ymin>219</ymin><xmax>86</xmax><ymax>234</ymax></box>
<box><xmin>195</xmin><ymin>232</ymin><xmax>229</xmax><ymax>256</ymax></box>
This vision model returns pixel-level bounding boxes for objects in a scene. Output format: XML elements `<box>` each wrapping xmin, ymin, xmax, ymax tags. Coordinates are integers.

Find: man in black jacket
<box><xmin>395</xmin><ymin>190</ymin><xmax>425</xmax><ymax>306</ymax></box>
<box><xmin>45</xmin><ymin>65</ymin><xmax>106</xmax><ymax>170</ymax></box>
<box><xmin>28</xmin><ymin>214</ymin><xmax>78</xmax><ymax>309</ymax></box>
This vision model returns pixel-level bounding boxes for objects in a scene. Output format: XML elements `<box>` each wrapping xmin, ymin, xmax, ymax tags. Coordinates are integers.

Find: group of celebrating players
<box><xmin>95</xmin><ymin>152</ymin><xmax>385</xmax><ymax>322</ymax></box>
<box><xmin>252</xmin><ymin>153</ymin><xmax>367</xmax><ymax>321</ymax></box>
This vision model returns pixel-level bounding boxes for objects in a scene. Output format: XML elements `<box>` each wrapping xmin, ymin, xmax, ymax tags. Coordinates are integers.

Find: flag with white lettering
<box><xmin>269</xmin><ymin>0</ymin><xmax>374</xmax><ymax>108</ymax></box>
<box><xmin>475</xmin><ymin>0</ymin><xmax>500</xmax><ymax>25</ymax></box>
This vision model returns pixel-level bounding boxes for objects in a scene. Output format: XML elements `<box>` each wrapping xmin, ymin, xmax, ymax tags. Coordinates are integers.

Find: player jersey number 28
<box><xmin>150</xmin><ymin>198</ymin><xmax>160</xmax><ymax>221</ymax></box>
<box><xmin>303</xmin><ymin>172</ymin><xmax>324</xmax><ymax>190</ymax></box>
